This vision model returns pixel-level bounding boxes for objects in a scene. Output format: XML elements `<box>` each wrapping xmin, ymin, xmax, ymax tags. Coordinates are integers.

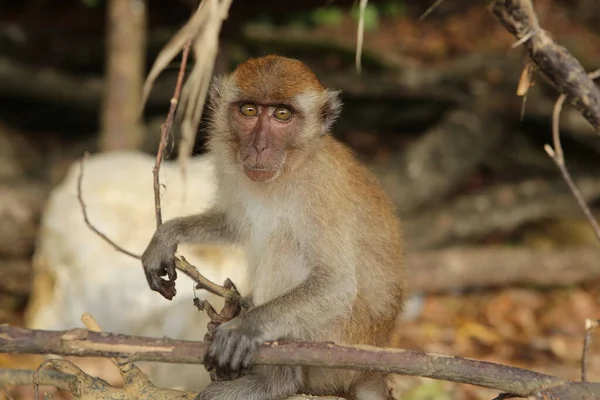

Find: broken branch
<box><xmin>543</xmin><ymin>68</ymin><xmax>600</xmax><ymax>243</ymax></box>
<box><xmin>491</xmin><ymin>0</ymin><xmax>600</xmax><ymax>131</ymax></box>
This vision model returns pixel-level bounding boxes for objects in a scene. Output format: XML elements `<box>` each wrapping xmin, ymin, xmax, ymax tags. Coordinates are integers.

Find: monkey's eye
<box><xmin>273</xmin><ymin>106</ymin><xmax>293</xmax><ymax>121</ymax></box>
<box><xmin>239</xmin><ymin>103</ymin><xmax>258</xmax><ymax>117</ymax></box>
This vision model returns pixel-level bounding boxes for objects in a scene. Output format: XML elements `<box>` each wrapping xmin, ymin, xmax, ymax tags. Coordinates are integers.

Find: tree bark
<box><xmin>100</xmin><ymin>0</ymin><xmax>147</xmax><ymax>150</ymax></box>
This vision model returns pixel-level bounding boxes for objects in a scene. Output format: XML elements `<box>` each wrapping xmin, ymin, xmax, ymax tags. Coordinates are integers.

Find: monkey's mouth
<box><xmin>243</xmin><ymin>166</ymin><xmax>279</xmax><ymax>183</ymax></box>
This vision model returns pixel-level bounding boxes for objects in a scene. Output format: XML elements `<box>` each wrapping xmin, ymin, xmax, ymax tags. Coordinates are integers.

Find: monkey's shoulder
<box><xmin>321</xmin><ymin>136</ymin><xmax>397</xmax><ymax>213</ymax></box>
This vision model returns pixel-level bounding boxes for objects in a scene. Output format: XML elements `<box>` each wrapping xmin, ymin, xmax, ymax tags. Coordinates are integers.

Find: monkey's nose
<box><xmin>253</xmin><ymin>143</ymin><xmax>268</xmax><ymax>154</ymax></box>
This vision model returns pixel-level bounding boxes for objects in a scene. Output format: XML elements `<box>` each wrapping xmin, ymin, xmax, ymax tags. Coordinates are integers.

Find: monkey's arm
<box><xmin>204</xmin><ymin>265</ymin><xmax>356</xmax><ymax>374</ymax></box>
<box><xmin>142</xmin><ymin>210</ymin><xmax>237</xmax><ymax>299</ymax></box>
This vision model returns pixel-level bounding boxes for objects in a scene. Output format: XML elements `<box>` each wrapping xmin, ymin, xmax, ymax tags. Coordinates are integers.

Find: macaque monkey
<box><xmin>142</xmin><ymin>55</ymin><xmax>406</xmax><ymax>400</ymax></box>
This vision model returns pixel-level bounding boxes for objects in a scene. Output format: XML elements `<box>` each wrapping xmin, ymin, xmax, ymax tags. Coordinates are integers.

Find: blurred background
<box><xmin>1</xmin><ymin>0</ymin><xmax>600</xmax><ymax>399</ymax></box>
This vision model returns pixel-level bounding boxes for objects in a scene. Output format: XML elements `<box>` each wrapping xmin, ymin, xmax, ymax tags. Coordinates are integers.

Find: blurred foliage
<box><xmin>82</xmin><ymin>0</ymin><xmax>101</xmax><ymax>8</ymax></box>
<box><xmin>310</xmin><ymin>7</ymin><xmax>345</xmax><ymax>27</ymax></box>
<box><xmin>380</xmin><ymin>1</ymin><xmax>407</xmax><ymax>17</ymax></box>
<box><xmin>248</xmin><ymin>1</ymin><xmax>407</xmax><ymax>31</ymax></box>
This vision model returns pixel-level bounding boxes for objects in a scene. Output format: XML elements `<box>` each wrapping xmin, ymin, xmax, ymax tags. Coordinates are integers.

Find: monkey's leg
<box><xmin>195</xmin><ymin>365</ymin><xmax>303</xmax><ymax>400</ymax></box>
<box><xmin>349</xmin><ymin>373</ymin><xmax>392</xmax><ymax>400</ymax></box>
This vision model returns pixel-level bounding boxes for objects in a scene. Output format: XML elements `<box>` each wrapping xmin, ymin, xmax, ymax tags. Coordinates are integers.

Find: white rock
<box><xmin>26</xmin><ymin>150</ymin><xmax>248</xmax><ymax>391</ymax></box>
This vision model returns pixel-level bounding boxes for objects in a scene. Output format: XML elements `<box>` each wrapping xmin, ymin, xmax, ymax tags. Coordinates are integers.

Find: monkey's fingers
<box><xmin>241</xmin><ymin>341</ymin><xmax>259</xmax><ymax>370</ymax></box>
<box><xmin>204</xmin><ymin>338</ymin><xmax>221</xmax><ymax>372</ymax></box>
<box><xmin>166</xmin><ymin>260</ymin><xmax>177</xmax><ymax>282</ymax></box>
<box><xmin>146</xmin><ymin>268</ymin><xmax>177</xmax><ymax>300</ymax></box>
<box><xmin>215</xmin><ymin>332</ymin><xmax>238</xmax><ymax>370</ymax></box>
<box><xmin>203</xmin><ymin>355</ymin><xmax>215</xmax><ymax>372</ymax></box>
<box><xmin>229</xmin><ymin>337</ymin><xmax>256</xmax><ymax>378</ymax></box>
<box><xmin>145</xmin><ymin>259</ymin><xmax>178</xmax><ymax>299</ymax></box>
<box><xmin>152</xmin><ymin>277</ymin><xmax>177</xmax><ymax>300</ymax></box>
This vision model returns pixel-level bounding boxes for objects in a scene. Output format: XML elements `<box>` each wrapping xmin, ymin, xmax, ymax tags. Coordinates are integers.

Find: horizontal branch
<box><xmin>407</xmin><ymin>246</ymin><xmax>600</xmax><ymax>293</ymax></box>
<box><xmin>1</xmin><ymin>325</ymin><xmax>599</xmax><ymax>399</ymax></box>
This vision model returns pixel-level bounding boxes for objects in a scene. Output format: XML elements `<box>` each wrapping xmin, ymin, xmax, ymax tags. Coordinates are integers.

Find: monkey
<box><xmin>142</xmin><ymin>55</ymin><xmax>406</xmax><ymax>400</ymax></box>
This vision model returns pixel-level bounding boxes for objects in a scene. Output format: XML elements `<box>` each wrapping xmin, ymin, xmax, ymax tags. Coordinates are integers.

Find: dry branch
<box><xmin>491</xmin><ymin>0</ymin><xmax>600</xmax><ymax>131</ymax></box>
<box><xmin>374</xmin><ymin>110</ymin><xmax>503</xmax><ymax>214</ymax></box>
<box><xmin>30</xmin><ymin>358</ymin><xmax>197</xmax><ymax>400</ymax></box>
<box><xmin>153</xmin><ymin>40</ymin><xmax>191</xmax><ymax>227</ymax></box>
<box><xmin>405</xmin><ymin>176</ymin><xmax>600</xmax><ymax>250</ymax></box>
<box><xmin>1</xmin><ymin>325</ymin><xmax>600</xmax><ymax>399</ymax></box>
<box><xmin>407</xmin><ymin>246</ymin><xmax>600</xmax><ymax>293</ymax></box>
<box><xmin>0</xmin><ymin>368</ymin><xmax>75</xmax><ymax>391</ymax></box>
<box><xmin>0</xmin><ymin>365</ymin><xmax>340</xmax><ymax>400</ymax></box>
<box><xmin>77</xmin><ymin>154</ymin><xmax>141</xmax><ymax>259</ymax></box>
<box><xmin>141</xmin><ymin>0</ymin><xmax>233</xmax><ymax>176</ymax></box>
<box><xmin>544</xmin><ymin>69</ymin><xmax>600</xmax><ymax>243</ymax></box>
<box><xmin>0</xmin><ymin>57</ymin><xmax>103</xmax><ymax>108</ymax></box>
<box><xmin>175</xmin><ymin>256</ymin><xmax>251</xmax><ymax>309</ymax></box>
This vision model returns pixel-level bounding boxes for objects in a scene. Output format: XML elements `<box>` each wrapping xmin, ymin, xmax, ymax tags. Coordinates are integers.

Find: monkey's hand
<box><xmin>141</xmin><ymin>224</ymin><xmax>178</xmax><ymax>300</ymax></box>
<box><xmin>204</xmin><ymin>316</ymin><xmax>265</xmax><ymax>379</ymax></box>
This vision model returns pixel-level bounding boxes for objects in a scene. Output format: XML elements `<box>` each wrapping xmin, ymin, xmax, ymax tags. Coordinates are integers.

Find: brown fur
<box><xmin>142</xmin><ymin>55</ymin><xmax>405</xmax><ymax>400</ymax></box>
<box><xmin>232</xmin><ymin>55</ymin><xmax>325</xmax><ymax>103</ymax></box>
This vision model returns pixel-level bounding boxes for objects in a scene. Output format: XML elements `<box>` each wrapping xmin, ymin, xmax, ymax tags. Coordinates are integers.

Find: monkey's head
<box><xmin>208</xmin><ymin>55</ymin><xmax>342</xmax><ymax>183</ymax></box>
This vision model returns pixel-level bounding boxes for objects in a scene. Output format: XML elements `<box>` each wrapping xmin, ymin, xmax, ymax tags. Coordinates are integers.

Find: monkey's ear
<box><xmin>321</xmin><ymin>90</ymin><xmax>343</xmax><ymax>136</ymax></box>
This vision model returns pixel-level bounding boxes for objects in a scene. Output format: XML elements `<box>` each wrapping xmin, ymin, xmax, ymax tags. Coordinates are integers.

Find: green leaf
<box><xmin>310</xmin><ymin>7</ymin><xmax>344</xmax><ymax>27</ymax></box>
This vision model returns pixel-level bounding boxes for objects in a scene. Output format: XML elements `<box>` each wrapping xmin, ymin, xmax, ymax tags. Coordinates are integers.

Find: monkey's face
<box><xmin>208</xmin><ymin>55</ymin><xmax>342</xmax><ymax>183</ymax></box>
<box><xmin>229</xmin><ymin>100</ymin><xmax>303</xmax><ymax>183</ymax></box>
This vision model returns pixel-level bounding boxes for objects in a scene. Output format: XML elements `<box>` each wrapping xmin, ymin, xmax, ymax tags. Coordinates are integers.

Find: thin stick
<box><xmin>544</xmin><ymin>68</ymin><xmax>600</xmax><ymax>243</ymax></box>
<box><xmin>355</xmin><ymin>0</ymin><xmax>368</xmax><ymax>73</ymax></box>
<box><xmin>152</xmin><ymin>40</ymin><xmax>192</xmax><ymax>227</ymax></box>
<box><xmin>581</xmin><ymin>319</ymin><xmax>600</xmax><ymax>382</ymax></box>
<box><xmin>176</xmin><ymin>256</ymin><xmax>251</xmax><ymax>309</ymax></box>
<box><xmin>81</xmin><ymin>312</ymin><xmax>129</xmax><ymax>368</ymax></box>
<box><xmin>418</xmin><ymin>0</ymin><xmax>445</xmax><ymax>22</ymax></box>
<box><xmin>0</xmin><ymin>382</ymin><xmax>15</xmax><ymax>400</ymax></box>
<box><xmin>77</xmin><ymin>153</ymin><xmax>141</xmax><ymax>259</ymax></box>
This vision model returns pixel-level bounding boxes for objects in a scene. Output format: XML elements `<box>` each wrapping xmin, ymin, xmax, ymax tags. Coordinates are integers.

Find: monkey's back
<box><xmin>324</xmin><ymin>136</ymin><xmax>405</xmax><ymax>345</ymax></box>
<box><xmin>301</xmin><ymin>137</ymin><xmax>406</xmax><ymax>397</ymax></box>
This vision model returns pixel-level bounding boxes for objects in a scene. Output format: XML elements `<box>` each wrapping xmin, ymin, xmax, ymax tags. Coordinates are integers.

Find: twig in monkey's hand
<box><xmin>543</xmin><ymin>68</ymin><xmax>600</xmax><ymax>243</ymax></box>
<box><xmin>491</xmin><ymin>0</ymin><xmax>600</xmax><ymax>131</ymax></box>
<box><xmin>77</xmin><ymin>153</ymin><xmax>142</xmax><ymax>259</ymax></box>
<box><xmin>176</xmin><ymin>256</ymin><xmax>251</xmax><ymax>310</ymax></box>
